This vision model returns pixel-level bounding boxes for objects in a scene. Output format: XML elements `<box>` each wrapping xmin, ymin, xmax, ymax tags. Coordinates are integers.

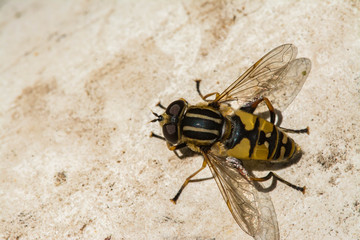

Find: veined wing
<box><xmin>204</xmin><ymin>153</ymin><xmax>279</xmax><ymax>240</ymax></box>
<box><xmin>260</xmin><ymin>57</ymin><xmax>311</xmax><ymax>112</ymax></box>
<box><xmin>213</xmin><ymin>44</ymin><xmax>311</xmax><ymax>112</ymax></box>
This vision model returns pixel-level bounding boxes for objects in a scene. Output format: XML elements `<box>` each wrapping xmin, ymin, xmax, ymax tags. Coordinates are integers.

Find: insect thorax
<box><xmin>181</xmin><ymin>106</ymin><xmax>224</xmax><ymax>147</ymax></box>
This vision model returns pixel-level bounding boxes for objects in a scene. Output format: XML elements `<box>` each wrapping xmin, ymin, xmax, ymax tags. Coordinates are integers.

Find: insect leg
<box><xmin>150</xmin><ymin>133</ymin><xmax>187</xmax><ymax>158</ymax></box>
<box><xmin>150</xmin><ymin>132</ymin><xmax>165</xmax><ymax>140</ymax></box>
<box><xmin>279</xmin><ymin>126</ymin><xmax>310</xmax><ymax>135</ymax></box>
<box><xmin>241</xmin><ymin>97</ymin><xmax>276</xmax><ymax>124</ymax></box>
<box><xmin>250</xmin><ymin>172</ymin><xmax>306</xmax><ymax>194</ymax></box>
<box><xmin>167</xmin><ymin>142</ymin><xmax>187</xmax><ymax>151</ymax></box>
<box><xmin>170</xmin><ymin>158</ymin><xmax>207</xmax><ymax>204</ymax></box>
<box><xmin>195</xmin><ymin>80</ymin><xmax>220</xmax><ymax>102</ymax></box>
<box><xmin>156</xmin><ymin>102</ymin><xmax>166</xmax><ymax>110</ymax></box>
<box><xmin>150</xmin><ymin>133</ymin><xmax>187</xmax><ymax>149</ymax></box>
<box><xmin>195</xmin><ymin>79</ymin><xmax>205</xmax><ymax>99</ymax></box>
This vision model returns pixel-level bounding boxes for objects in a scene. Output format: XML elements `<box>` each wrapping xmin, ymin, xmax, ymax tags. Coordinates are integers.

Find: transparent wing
<box><xmin>213</xmin><ymin>44</ymin><xmax>311</xmax><ymax>112</ymax></box>
<box><xmin>261</xmin><ymin>57</ymin><xmax>311</xmax><ymax>112</ymax></box>
<box><xmin>205</xmin><ymin>152</ymin><xmax>279</xmax><ymax>240</ymax></box>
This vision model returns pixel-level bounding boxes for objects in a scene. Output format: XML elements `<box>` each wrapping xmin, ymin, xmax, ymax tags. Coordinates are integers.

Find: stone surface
<box><xmin>0</xmin><ymin>1</ymin><xmax>359</xmax><ymax>239</ymax></box>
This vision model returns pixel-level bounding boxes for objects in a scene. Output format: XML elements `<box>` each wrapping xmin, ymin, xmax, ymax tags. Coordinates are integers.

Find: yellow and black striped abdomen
<box><xmin>181</xmin><ymin>106</ymin><xmax>224</xmax><ymax>146</ymax></box>
<box><xmin>225</xmin><ymin>110</ymin><xmax>297</xmax><ymax>162</ymax></box>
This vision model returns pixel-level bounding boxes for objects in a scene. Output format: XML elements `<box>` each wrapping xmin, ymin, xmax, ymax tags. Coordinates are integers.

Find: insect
<box><xmin>151</xmin><ymin>44</ymin><xmax>311</xmax><ymax>239</ymax></box>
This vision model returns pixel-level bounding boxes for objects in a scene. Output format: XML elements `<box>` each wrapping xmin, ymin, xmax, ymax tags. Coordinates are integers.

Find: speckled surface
<box><xmin>0</xmin><ymin>1</ymin><xmax>359</xmax><ymax>239</ymax></box>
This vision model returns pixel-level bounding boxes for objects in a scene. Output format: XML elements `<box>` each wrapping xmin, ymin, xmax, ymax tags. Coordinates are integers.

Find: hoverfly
<box><xmin>151</xmin><ymin>44</ymin><xmax>311</xmax><ymax>240</ymax></box>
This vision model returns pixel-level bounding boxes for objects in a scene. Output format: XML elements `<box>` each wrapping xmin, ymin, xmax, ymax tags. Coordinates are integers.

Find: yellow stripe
<box><xmin>269</xmin><ymin>127</ymin><xmax>279</xmax><ymax>160</ymax></box>
<box><xmin>183</xmin><ymin>126</ymin><xmax>219</xmax><ymax>135</ymax></box>
<box><xmin>185</xmin><ymin>113</ymin><xmax>222</xmax><ymax>124</ymax></box>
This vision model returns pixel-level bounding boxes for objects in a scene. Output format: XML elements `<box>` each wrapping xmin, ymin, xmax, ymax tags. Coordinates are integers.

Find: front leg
<box><xmin>195</xmin><ymin>80</ymin><xmax>220</xmax><ymax>102</ymax></box>
<box><xmin>171</xmin><ymin>158</ymin><xmax>208</xmax><ymax>204</ymax></box>
<box><xmin>150</xmin><ymin>132</ymin><xmax>187</xmax><ymax>158</ymax></box>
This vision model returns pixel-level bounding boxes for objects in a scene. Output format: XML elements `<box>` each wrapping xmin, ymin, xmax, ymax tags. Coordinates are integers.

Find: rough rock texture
<box><xmin>0</xmin><ymin>1</ymin><xmax>359</xmax><ymax>239</ymax></box>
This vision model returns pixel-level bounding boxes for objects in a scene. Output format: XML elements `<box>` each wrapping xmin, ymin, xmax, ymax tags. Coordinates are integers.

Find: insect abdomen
<box><xmin>225</xmin><ymin>110</ymin><xmax>297</xmax><ymax>161</ymax></box>
<box><xmin>271</xmin><ymin>130</ymin><xmax>297</xmax><ymax>161</ymax></box>
<box><xmin>182</xmin><ymin>107</ymin><xmax>224</xmax><ymax>146</ymax></box>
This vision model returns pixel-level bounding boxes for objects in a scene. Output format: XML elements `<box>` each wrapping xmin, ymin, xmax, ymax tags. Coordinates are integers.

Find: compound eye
<box><xmin>166</xmin><ymin>100</ymin><xmax>185</xmax><ymax>117</ymax></box>
<box><xmin>162</xmin><ymin>123</ymin><xmax>178</xmax><ymax>144</ymax></box>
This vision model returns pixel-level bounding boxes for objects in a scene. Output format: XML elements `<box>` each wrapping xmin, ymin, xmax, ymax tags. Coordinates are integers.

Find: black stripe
<box><xmin>284</xmin><ymin>136</ymin><xmax>293</xmax><ymax>158</ymax></box>
<box><xmin>267</xmin><ymin>127</ymin><xmax>278</xmax><ymax>159</ymax></box>
<box><xmin>225</xmin><ymin>115</ymin><xmax>245</xmax><ymax>149</ymax></box>
<box><xmin>225</xmin><ymin>114</ymin><xmax>259</xmax><ymax>158</ymax></box>
<box><xmin>247</xmin><ymin>118</ymin><xmax>259</xmax><ymax>158</ymax></box>
<box><xmin>182</xmin><ymin>116</ymin><xmax>222</xmax><ymax>130</ymax></box>
<box><xmin>258</xmin><ymin>131</ymin><xmax>266</xmax><ymax>145</ymax></box>
<box><xmin>183</xmin><ymin>130</ymin><xmax>218</xmax><ymax>141</ymax></box>
<box><xmin>187</xmin><ymin>108</ymin><xmax>222</xmax><ymax>119</ymax></box>
<box><xmin>273</xmin><ymin>131</ymin><xmax>284</xmax><ymax>160</ymax></box>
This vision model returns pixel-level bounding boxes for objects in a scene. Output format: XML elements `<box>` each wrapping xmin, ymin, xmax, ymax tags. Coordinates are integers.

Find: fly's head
<box><xmin>151</xmin><ymin>99</ymin><xmax>188</xmax><ymax>146</ymax></box>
